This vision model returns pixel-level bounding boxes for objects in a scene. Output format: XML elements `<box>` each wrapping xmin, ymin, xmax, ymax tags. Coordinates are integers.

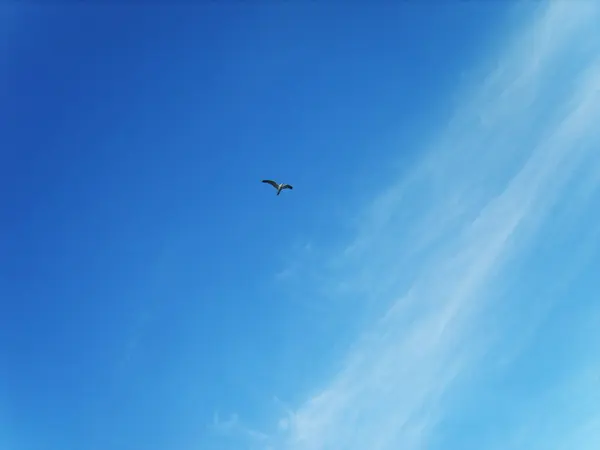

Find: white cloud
<box><xmin>220</xmin><ymin>1</ymin><xmax>600</xmax><ymax>449</ymax></box>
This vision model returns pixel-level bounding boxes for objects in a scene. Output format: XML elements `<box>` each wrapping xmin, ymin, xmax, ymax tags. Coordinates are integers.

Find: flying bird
<box><xmin>262</xmin><ymin>179</ymin><xmax>293</xmax><ymax>196</ymax></box>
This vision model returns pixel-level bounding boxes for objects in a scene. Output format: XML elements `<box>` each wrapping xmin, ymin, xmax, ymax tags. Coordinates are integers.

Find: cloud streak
<box><xmin>221</xmin><ymin>2</ymin><xmax>600</xmax><ymax>449</ymax></box>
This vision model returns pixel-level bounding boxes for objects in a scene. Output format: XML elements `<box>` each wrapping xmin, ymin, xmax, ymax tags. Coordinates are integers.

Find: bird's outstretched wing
<box><xmin>262</xmin><ymin>179</ymin><xmax>279</xmax><ymax>189</ymax></box>
<box><xmin>281</xmin><ymin>184</ymin><xmax>293</xmax><ymax>190</ymax></box>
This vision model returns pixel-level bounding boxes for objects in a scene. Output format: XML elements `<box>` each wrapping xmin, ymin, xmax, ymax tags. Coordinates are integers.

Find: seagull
<box><xmin>262</xmin><ymin>179</ymin><xmax>293</xmax><ymax>196</ymax></box>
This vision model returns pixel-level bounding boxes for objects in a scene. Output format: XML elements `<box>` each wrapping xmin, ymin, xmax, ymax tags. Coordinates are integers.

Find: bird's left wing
<box><xmin>262</xmin><ymin>180</ymin><xmax>279</xmax><ymax>189</ymax></box>
<box><xmin>281</xmin><ymin>184</ymin><xmax>293</xmax><ymax>190</ymax></box>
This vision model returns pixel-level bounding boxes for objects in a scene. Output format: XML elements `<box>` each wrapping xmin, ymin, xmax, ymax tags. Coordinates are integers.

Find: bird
<box><xmin>262</xmin><ymin>179</ymin><xmax>293</xmax><ymax>196</ymax></box>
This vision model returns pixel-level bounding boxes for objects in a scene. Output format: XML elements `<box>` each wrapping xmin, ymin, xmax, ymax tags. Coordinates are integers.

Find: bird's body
<box><xmin>262</xmin><ymin>179</ymin><xmax>293</xmax><ymax>196</ymax></box>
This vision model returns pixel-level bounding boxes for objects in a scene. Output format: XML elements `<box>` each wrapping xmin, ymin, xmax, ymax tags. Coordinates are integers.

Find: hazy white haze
<box><xmin>230</xmin><ymin>2</ymin><xmax>600</xmax><ymax>449</ymax></box>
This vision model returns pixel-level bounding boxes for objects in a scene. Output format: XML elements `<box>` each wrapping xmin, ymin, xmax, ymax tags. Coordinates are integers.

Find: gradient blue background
<box><xmin>3</xmin><ymin>3</ymin><xmax>521</xmax><ymax>449</ymax></box>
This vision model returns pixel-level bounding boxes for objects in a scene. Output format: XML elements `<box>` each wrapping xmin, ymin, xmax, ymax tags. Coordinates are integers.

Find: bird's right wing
<box><xmin>281</xmin><ymin>184</ymin><xmax>293</xmax><ymax>190</ymax></box>
<box><xmin>262</xmin><ymin>180</ymin><xmax>279</xmax><ymax>189</ymax></box>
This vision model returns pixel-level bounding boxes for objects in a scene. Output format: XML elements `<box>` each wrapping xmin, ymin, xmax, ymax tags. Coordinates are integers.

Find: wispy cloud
<box><xmin>211</xmin><ymin>411</ymin><xmax>271</xmax><ymax>446</ymax></box>
<box><xmin>221</xmin><ymin>1</ymin><xmax>600</xmax><ymax>449</ymax></box>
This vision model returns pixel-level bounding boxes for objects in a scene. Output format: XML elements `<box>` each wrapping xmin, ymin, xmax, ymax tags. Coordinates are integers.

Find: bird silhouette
<box><xmin>262</xmin><ymin>179</ymin><xmax>293</xmax><ymax>196</ymax></box>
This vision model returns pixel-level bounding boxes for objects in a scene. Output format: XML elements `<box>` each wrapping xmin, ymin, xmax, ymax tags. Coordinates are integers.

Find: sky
<box><xmin>2</xmin><ymin>1</ymin><xmax>600</xmax><ymax>449</ymax></box>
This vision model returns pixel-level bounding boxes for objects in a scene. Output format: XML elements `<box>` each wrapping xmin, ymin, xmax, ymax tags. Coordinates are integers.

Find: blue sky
<box><xmin>3</xmin><ymin>1</ymin><xmax>600</xmax><ymax>449</ymax></box>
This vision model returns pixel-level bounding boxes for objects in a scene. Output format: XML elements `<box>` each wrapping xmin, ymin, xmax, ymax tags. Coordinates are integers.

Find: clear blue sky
<box><xmin>3</xmin><ymin>2</ymin><xmax>600</xmax><ymax>450</ymax></box>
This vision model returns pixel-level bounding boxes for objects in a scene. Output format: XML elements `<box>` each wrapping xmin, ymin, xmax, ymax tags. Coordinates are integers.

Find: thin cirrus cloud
<box><xmin>220</xmin><ymin>1</ymin><xmax>600</xmax><ymax>449</ymax></box>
